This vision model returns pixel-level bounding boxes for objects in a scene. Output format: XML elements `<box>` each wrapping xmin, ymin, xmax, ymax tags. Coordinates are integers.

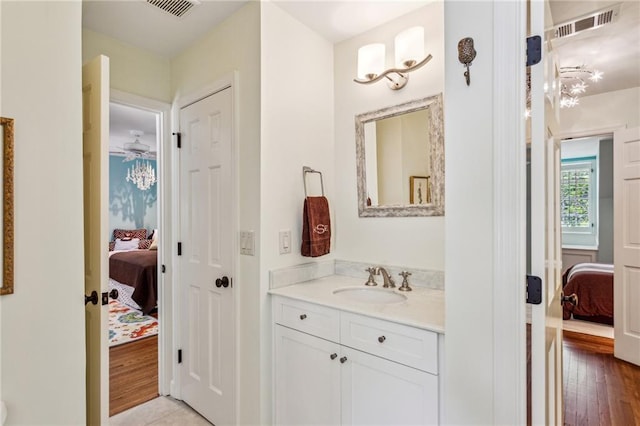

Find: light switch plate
<box><xmin>279</xmin><ymin>229</ymin><xmax>291</xmax><ymax>254</ymax></box>
<box><xmin>240</xmin><ymin>230</ymin><xmax>255</xmax><ymax>256</ymax></box>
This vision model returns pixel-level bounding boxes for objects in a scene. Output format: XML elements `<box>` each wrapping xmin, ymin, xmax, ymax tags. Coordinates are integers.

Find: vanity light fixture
<box><xmin>354</xmin><ymin>26</ymin><xmax>432</xmax><ymax>90</ymax></box>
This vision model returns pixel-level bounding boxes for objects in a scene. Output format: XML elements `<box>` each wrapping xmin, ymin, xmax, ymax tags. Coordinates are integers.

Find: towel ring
<box><xmin>303</xmin><ymin>166</ymin><xmax>325</xmax><ymax>197</ymax></box>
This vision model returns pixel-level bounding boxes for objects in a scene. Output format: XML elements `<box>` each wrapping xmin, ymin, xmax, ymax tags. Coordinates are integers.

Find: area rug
<box><xmin>109</xmin><ymin>299</ymin><xmax>158</xmax><ymax>347</ymax></box>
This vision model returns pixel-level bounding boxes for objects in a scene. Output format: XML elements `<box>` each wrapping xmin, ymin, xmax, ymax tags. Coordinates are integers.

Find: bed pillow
<box><xmin>138</xmin><ymin>240</ymin><xmax>152</xmax><ymax>250</ymax></box>
<box><xmin>113</xmin><ymin>228</ymin><xmax>147</xmax><ymax>241</ymax></box>
<box><xmin>114</xmin><ymin>238</ymin><xmax>140</xmax><ymax>251</ymax></box>
<box><xmin>108</xmin><ymin>241</ymin><xmax>115</xmax><ymax>251</ymax></box>
<box><xmin>149</xmin><ymin>231</ymin><xmax>159</xmax><ymax>250</ymax></box>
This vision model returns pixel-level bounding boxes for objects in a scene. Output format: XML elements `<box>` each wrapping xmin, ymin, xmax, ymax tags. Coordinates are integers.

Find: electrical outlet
<box><xmin>279</xmin><ymin>229</ymin><xmax>291</xmax><ymax>254</ymax></box>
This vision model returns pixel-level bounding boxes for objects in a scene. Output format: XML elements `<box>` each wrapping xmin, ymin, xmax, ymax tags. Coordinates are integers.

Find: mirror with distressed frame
<box><xmin>355</xmin><ymin>93</ymin><xmax>444</xmax><ymax>217</ymax></box>
<box><xmin>0</xmin><ymin>117</ymin><xmax>14</xmax><ymax>295</ymax></box>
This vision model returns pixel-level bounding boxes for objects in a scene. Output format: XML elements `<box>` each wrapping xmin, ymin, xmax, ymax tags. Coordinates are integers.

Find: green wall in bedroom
<box><xmin>109</xmin><ymin>155</ymin><xmax>158</xmax><ymax>239</ymax></box>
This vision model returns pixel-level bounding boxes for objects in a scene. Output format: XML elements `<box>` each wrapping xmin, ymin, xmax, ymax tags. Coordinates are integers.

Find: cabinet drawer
<box><xmin>340</xmin><ymin>311</ymin><xmax>438</xmax><ymax>374</ymax></box>
<box><xmin>273</xmin><ymin>296</ymin><xmax>340</xmax><ymax>342</ymax></box>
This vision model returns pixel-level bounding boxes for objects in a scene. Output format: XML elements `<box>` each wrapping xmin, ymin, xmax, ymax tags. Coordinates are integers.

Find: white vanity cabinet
<box><xmin>275</xmin><ymin>326</ymin><xmax>341</xmax><ymax>426</ymax></box>
<box><xmin>273</xmin><ymin>295</ymin><xmax>440</xmax><ymax>426</ymax></box>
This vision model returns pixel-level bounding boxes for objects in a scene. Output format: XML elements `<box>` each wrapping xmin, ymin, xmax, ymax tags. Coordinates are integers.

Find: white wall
<box><xmin>1</xmin><ymin>1</ymin><xmax>86</xmax><ymax>424</ymax></box>
<box><xmin>444</xmin><ymin>1</ymin><xmax>526</xmax><ymax>422</ymax></box>
<box><xmin>333</xmin><ymin>3</ymin><xmax>445</xmax><ymax>270</ymax></box>
<box><xmin>559</xmin><ymin>86</ymin><xmax>640</xmax><ymax>135</ymax></box>
<box><xmin>83</xmin><ymin>29</ymin><xmax>171</xmax><ymax>103</ymax></box>
<box><xmin>170</xmin><ymin>3</ymin><xmax>262</xmax><ymax>424</ymax></box>
<box><xmin>260</xmin><ymin>2</ymin><xmax>335</xmax><ymax>421</ymax></box>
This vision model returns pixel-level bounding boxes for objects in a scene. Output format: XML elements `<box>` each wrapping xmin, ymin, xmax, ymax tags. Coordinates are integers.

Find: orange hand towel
<box><xmin>301</xmin><ymin>196</ymin><xmax>331</xmax><ymax>257</ymax></box>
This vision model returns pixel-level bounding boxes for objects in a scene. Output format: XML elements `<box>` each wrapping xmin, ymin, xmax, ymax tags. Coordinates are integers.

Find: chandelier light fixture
<box><xmin>559</xmin><ymin>65</ymin><xmax>603</xmax><ymax>108</ymax></box>
<box><xmin>126</xmin><ymin>160</ymin><xmax>157</xmax><ymax>191</ymax></box>
<box><xmin>354</xmin><ymin>26</ymin><xmax>432</xmax><ymax>90</ymax></box>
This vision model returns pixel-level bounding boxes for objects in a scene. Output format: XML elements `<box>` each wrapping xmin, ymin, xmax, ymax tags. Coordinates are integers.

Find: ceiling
<box><xmin>109</xmin><ymin>103</ymin><xmax>157</xmax><ymax>157</ymax></box>
<box><xmin>549</xmin><ymin>1</ymin><xmax>640</xmax><ymax>97</ymax></box>
<box><xmin>86</xmin><ymin>1</ymin><xmax>639</xmax><ymax>142</ymax></box>
<box><xmin>82</xmin><ymin>0</ymin><xmax>431</xmax><ymax>58</ymax></box>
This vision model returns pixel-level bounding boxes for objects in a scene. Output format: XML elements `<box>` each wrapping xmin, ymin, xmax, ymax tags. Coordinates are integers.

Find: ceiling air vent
<box><xmin>551</xmin><ymin>3</ymin><xmax>621</xmax><ymax>40</ymax></box>
<box><xmin>146</xmin><ymin>0</ymin><xmax>199</xmax><ymax>18</ymax></box>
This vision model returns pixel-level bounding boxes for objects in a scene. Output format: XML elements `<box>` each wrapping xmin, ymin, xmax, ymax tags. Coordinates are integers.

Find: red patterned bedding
<box><xmin>109</xmin><ymin>250</ymin><xmax>158</xmax><ymax>315</ymax></box>
<box><xmin>562</xmin><ymin>263</ymin><xmax>614</xmax><ymax>325</ymax></box>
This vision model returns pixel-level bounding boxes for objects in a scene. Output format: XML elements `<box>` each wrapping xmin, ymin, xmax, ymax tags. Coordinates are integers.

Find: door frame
<box><xmin>170</xmin><ymin>72</ymin><xmax>239</xmax><ymax>416</ymax></box>
<box><xmin>491</xmin><ymin>1</ymin><xmax>527</xmax><ymax>424</ymax></box>
<box><xmin>110</xmin><ymin>89</ymin><xmax>173</xmax><ymax>395</ymax></box>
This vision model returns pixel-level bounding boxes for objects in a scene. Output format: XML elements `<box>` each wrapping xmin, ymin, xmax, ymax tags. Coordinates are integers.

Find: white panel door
<box><xmin>341</xmin><ymin>346</ymin><xmax>438</xmax><ymax>426</ymax></box>
<box><xmin>179</xmin><ymin>87</ymin><xmax>235</xmax><ymax>425</ymax></box>
<box><xmin>274</xmin><ymin>326</ymin><xmax>341</xmax><ymax>426</ymax></box>
<box><xmin>614</xmin><ymin>126</ymin><xmax>640</xmax><ymax>366</ymax></box>
<box><xmin>529</xmin><ymin>0</ymin><xmax>563</xmax><ymax>424</ymax></box>
<box><xmin>82</xmin><ymin>55</ymin><xmax>110</xmax><ymax>425</ymax></box>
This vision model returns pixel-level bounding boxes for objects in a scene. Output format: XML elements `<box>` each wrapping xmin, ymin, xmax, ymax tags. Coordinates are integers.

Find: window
<box><xmin>560</xmin><ymin>157</ymin><xmax>597</xmax><ymax>247</ymax></box>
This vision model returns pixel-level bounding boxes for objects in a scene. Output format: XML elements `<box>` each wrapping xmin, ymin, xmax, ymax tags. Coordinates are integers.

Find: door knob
<box><xmin>340</xmin><ymin>356</ymin><xmax>348</xmax><ymax>364</ymax></box>
<box><xmin>561</xmin><ymin>293</ymin><xmax>577</xmax><ymax>306</ymax></box>
<box><xmin>215</xmin><ymin>276</ymin><xmax>230</xmax><ymax>288</ymax></box>
<box><xmin>85</xmin><ymin>290</ymin><xmax>98</xmax><ymax>305</ymax></box>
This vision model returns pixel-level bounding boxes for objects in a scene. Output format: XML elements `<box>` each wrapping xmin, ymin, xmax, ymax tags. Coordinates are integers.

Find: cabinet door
<box><xmin>341</xmin><ymin>346</ymin><xmax>439</xmax><ymax>426</ymax></box>
<box><xmin>275</xmin><ymin>326</ymin><xmax>341</xmax><ymax>426</ymax></box>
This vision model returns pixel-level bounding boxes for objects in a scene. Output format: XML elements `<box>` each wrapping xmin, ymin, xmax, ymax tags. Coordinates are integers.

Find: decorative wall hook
<box><xmin>457</xmin><ymin>37</ymin><xmax>476</xmax><ymax>86</ymax></box>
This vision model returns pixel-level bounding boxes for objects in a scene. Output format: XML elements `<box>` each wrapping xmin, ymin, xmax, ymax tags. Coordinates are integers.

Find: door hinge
<box><xmin>526</xmin><ymin>35</ymin><xmax>542</xmax><ymax>66</ymax></box>
<box><xmin>173</xmin><ymin>132</ymin><xmax>182</xmax><ymax>148</ymax></box>
<box><xmin>178</xmin><ymin>349</ymin><xmax>182</xmax><ymax>364</ymax></box>
<box><xmin>161</xmin><ymin>264</ymin><xmax>166</xmax><ymax>273</ymax></box>
<box><xmin>526</xmin><ymin>275</ymin><xmax>542</xmax><ymax>304</ymax></box>
<box><xmin>177</xmin><ymin>242</ymin><xmax>182</xmax><ymax>256</ymax></box>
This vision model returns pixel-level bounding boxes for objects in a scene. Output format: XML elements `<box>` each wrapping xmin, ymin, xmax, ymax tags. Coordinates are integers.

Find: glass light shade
<box><xmin>395</xmin><ymin>26</ymin><xmax>424</xmax><ymax>68</ymax></box>
<box><xmin>357</xmin><ymin>43</ymin><xmax>385</xmax><ymax>79</ymax></box>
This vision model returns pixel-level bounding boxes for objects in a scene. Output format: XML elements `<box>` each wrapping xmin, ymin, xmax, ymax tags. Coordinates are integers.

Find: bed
<box><xmin>108</xmin><ymin>228</ymin><xmax>158</xmax><ymax>314</ymax></box>
<box><xmin>562</xmin><ymin>262</ymin><xmax>614</xmax><ymax>325</ymax></box>
<box><xmin>109</xmin><ymin>250</ymin><xmax>158</xmax><ymax>314</ymax></box>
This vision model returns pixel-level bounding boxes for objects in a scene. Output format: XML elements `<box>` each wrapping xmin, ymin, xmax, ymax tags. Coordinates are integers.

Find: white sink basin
<box><xmin>332</xmin><ymin>287</ymin><xmax>407</xmax><ymax>304</ymax></box>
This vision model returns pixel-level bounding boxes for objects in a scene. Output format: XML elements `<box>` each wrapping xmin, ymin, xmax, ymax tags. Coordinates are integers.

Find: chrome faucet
<box><xmin>374</xmin><ymin>267</ymin><xmax>396</xmax><ymax>288</ymax></box>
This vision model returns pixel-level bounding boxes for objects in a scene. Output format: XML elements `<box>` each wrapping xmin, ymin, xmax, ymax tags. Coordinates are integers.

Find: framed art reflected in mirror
<box><xmin>1</xmin><ymin>117</ymin><xmax>14</xmax><ymax>295</ymax></box>
<box><xmin>410</xmin><ymin>176</ymin><xmax>431</xmax><ymax>205</ymax></box>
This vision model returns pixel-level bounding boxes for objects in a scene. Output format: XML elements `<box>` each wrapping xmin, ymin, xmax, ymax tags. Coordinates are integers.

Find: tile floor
<box><xmin>110</xmin><ymin>320</ymin><xmax>610</xmax><ymax>426</ymax></box>
<box><xmin>109</xmin><ymin>396</ymin><xmax>211</xmax><ymax>425</ymax></box>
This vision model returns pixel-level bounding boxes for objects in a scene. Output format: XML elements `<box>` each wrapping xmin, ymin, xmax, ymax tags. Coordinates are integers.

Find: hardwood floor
<box><xmin>109</xmin><ymin>335</ymin><xmax>159</xmax><ymax>417</ymax></box>
<box><xmin>563</xmin><ymin>331</ymin><xmax>640</xmax><ymax>426</ymax></box>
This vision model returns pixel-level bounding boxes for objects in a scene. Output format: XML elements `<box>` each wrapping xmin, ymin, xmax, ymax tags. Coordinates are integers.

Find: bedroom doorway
<box><xmin>559</xmin><ymin>134</ymin><xmax>615</xmax><ymax>339</ymax></box>
<box><xmin>107</xmin><ymin>91</ymin><xmax>171</xmax><ymax>417</ymax></box>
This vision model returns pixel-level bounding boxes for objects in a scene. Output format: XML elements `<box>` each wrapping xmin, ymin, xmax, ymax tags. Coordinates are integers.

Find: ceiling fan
<box><xmin>110</xmin><ymin>130</ymin><xmax>157</xmax><ymax>161</ymax></box>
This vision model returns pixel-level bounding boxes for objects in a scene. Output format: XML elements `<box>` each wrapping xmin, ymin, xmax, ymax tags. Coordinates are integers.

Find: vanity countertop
<box><xmin>268</xmin><ymin>275</ymin><xmax>444</xmax><ymax>334</ymax></box>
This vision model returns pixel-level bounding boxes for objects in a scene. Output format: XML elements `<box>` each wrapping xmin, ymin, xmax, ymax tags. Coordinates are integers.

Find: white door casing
<box><xmin>614</xmin><ymin>126</ymin><xmax>640</xmax><ymax>366</ymax></box>
<box><xmin>82</xmin><ymin>55</ymin><xmax>110</xmax><ymax>426</ymax></box>
<box><xmin>179</xmin><ymin>87</ymin><xmax>236</xmax><ymax>425</ymax></box>
<box><xmin>110</xmin><ymin>89</ymin><xmax>172</xmax><ymax>395</ymax></box>
<box><xmin>529</xmin><ymin>0</ymin><xmax>564</xmax><ymax>423</ymax></box>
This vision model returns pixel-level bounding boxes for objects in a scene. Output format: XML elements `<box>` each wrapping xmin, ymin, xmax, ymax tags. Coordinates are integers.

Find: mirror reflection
<box><xmin>364</xmin><ymin>108</ymin><xmax>431</xmax><ymax>206</ymax></box>
<box><xmin>356</xmin><ymin>93</ymin><xmax>444</xmax><ymax>217</ymax></box>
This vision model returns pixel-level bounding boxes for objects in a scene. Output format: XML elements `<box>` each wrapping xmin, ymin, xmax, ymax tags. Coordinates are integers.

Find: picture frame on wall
<box><xmin>1</xmin><ymin>117</ymin><xmax>15</xmax><ymax>295</ymax></box>
<box><xmin>410</xmin><ymin>176</ymin><xmax>431</xmax><ymax>205</ymax></box>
